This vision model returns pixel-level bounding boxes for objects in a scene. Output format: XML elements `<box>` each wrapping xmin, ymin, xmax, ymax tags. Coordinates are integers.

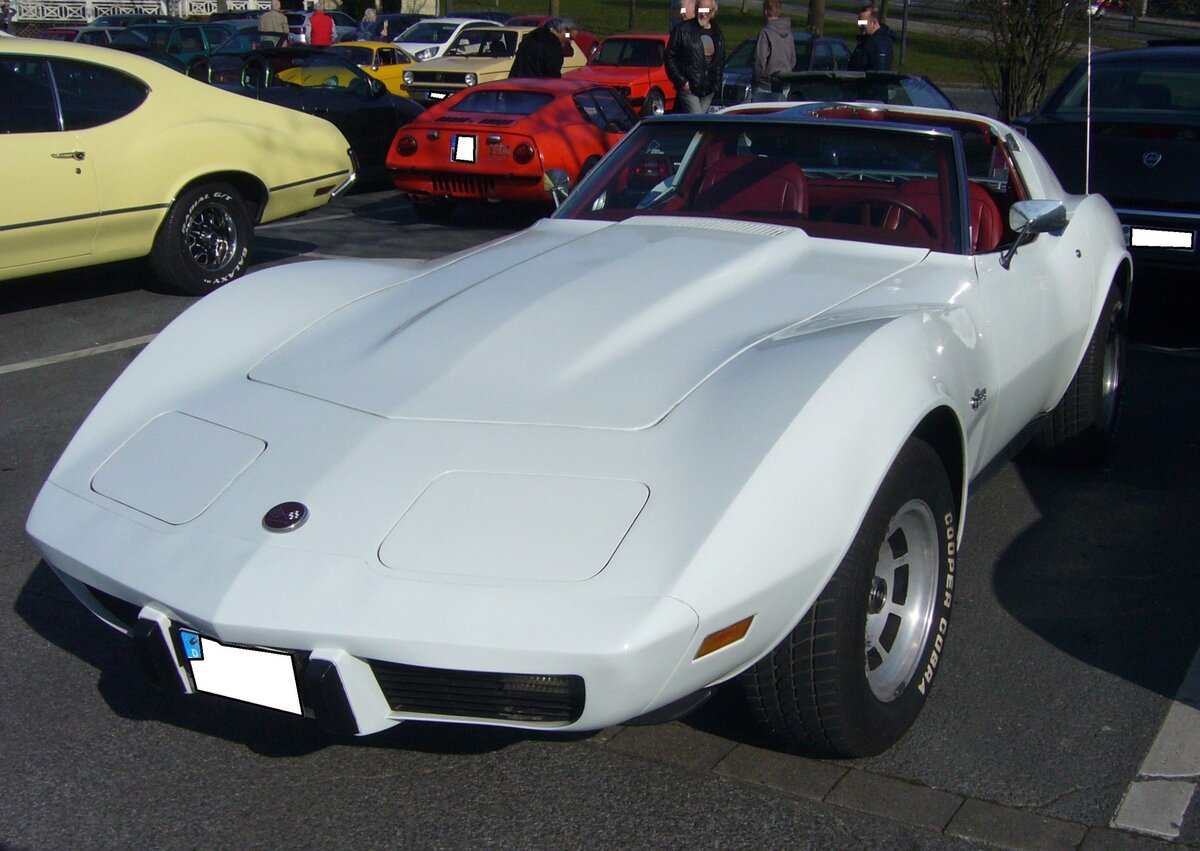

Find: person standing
<box><xmin>848</xmin><ymin>5</ymin><xmax>894</xmax><ymax>71</ymax></box>
<box><xmin>751</xmin><ymin>0</ymin><xmax>795</xmax><ymax>101</ymax></box>
<box><xmin>0</xmin><ymin>1</ymin><xmax>16</xmax><ymax>34</ymax></box>
<box><xmin>664</xmin><ymin>0</ymin><xmax>725</xmax><ymax>113</ymax></box>
<box><xmin>306</xmin><ymin>2</ymin><xmax>334</xmax><ymax>47</ymax></box>
<box><xmin>508</xmin><ymin>18</ymin><xmax>572</xmax><ymax>79</ymax></box>
<box><xmin>670</xmin><ymin>0</ymin><xmax>694</xmax><ymax>33</ymax></box>
<box><xmin>356</xmin><ymin>6</ymin><xmax>387</xmax><ymax>41</ymax></box>
<box><xmin>258</xmin><ymin>0</ymin><xmax>288</xmax><ymax>41</ymax></box>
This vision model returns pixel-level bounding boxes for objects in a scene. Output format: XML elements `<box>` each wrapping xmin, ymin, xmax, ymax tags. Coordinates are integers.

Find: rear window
<box><xmin>450</xmin><ymin>89</ymin><xmax>553</xmax><ymax>115</ymax></box>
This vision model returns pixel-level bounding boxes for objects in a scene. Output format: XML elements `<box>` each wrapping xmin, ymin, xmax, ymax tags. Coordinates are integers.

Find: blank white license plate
<box><xmin>428</xmin><ymin>91</ymin><xmax>448</xmax><ymax>100</ymax></box>
<box><xmin>180</xmin><ymin>630</ymin><xmax>301</xmax><ymax>714</ymax></box>
<box><xmin>1129</xmin><ymin>226</ymin><xmax>1194</xmax><ymax>250</ymax></box>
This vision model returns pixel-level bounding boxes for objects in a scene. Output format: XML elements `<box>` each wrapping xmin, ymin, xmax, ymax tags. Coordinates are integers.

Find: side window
<box><xmin>203</xmin><ymin>25</ymin><xmax>231</xmax><ymax>47</ymax></box>
<box><xmin>0</xmin><ymin>59</ymin><xmax>60</xmax><ymax>133</ymax></box>
<box><xmin>812</xmin><ymin>43</ymin><xmax>833</xmax><ymax>71</ymax></box>
<box><xmin>577</xmin><ymin>88</ymin><xmax>636</xmax><ymax>133</ymax></box>
<box><xmin>378</xmin><ymin>48</ymin><xmax>395</xmax><ymax>65</ymax></box>
<box><xmin>52</xmin><ymin>59</ymin><xmax>148</xmax><ymax>131</ymax></box>
<box><xmin>831</xmin><ymin>42</ymin><xmax>850</xmax><ymax>70</ymax></box>
<box><xmin>173</xmin><ymin>26</ymin><xmax>204</xmax><ymax>54</ymax></box>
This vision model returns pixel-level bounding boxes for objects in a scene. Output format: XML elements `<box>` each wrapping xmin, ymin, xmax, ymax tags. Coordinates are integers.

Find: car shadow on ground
<box><xmin>0</xmin><ymin>260</ymin><xmax>158</xmax><ymax>314</ymax></box>
<box><xmin>996</xmin><ymin>345</ymin><xmax>1200</xmax><ymax>702</ymax></box>
<box><xmin>14</xmin><ymin>560</ymin><xmax>595</xmax><ymax>759</ymax></box>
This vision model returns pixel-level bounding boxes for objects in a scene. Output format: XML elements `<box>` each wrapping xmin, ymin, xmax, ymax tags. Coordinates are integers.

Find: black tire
<box><xmin>149</xmin><ymin>183</ymin><xmax>252</xmax><ymax>296</ymax></box>
<box><xmin>241</xmin><ymin>55</ymin><xmax>271</xmax><ymax>89</ymax></box>
<box><xmin>411</xmin><ymin>197</ymin><xmax>456</xmax><ymax>223</ymax></box>
<box><xmin>185</xmin><ymin>56</ymin><xmax>210</xmax><ymax>82</ymax></box>
<box><xmin>741</xmin><ymin>438</ymin><xmax>957</xmax><ymax>757</ymax></box>
<box><xmin>641</xmin><ymin>88</ymin><xmax>666</xmax><ymax>118</ymax></box>
<box><xmin>1030</xmin><ymin>283</ymin><xmax>1126</xmax><ymax>465</ymax></box>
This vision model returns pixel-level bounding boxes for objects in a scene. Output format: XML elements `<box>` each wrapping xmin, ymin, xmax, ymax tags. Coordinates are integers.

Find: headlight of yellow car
<box><xmin>464</xmin><ymin>73</ymin><xmax>477</xmax><ymax>87</ymax></box>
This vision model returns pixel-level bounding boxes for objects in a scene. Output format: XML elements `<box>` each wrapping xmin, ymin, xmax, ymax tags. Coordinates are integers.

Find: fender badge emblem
<box><xmin>971</xmin><ymin>388</ymin><xmax>988</xmax><ymax>410</ymax></box>
<box><xmin>1143</xmin><ymin>152</ymin><xmax>1163</xmax><ymax>168</ymax></box>
<box><xmin>264</xmin><ymin>501</ymin><xmax>308</xmax><ymax>532</ymax></box>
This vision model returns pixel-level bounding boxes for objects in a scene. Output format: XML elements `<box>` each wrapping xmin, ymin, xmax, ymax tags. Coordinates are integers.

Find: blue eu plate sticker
<box><xmin>180</xmin><ymin>629</ymin><xmax>203</xmax><ymax>661</ymax></box>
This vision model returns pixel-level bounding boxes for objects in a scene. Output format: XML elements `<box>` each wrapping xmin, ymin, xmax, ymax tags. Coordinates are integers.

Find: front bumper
<box><xmin>29</xmin><ymin>481</ymin><xmax>700</xmax><ymax>736</ymax></box>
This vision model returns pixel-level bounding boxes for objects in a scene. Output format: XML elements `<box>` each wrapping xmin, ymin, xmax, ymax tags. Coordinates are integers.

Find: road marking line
<box><xmin>1112</xmin><ymin>647</ymin><xmax>1200</xmax><ymax>838</ymax></box>
<box><xmin>0</xmin><ymin>334</ymin><xmax>156</xmax><ymax>376</ymax></box>
<box><xmin>1113</xmin><ymin>781</ymin><xmax>1195</xmax><ymax>839</ymax></box>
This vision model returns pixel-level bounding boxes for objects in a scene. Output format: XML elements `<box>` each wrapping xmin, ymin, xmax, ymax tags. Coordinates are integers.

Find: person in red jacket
<box><xmin>306</xmin><ymin>4</ymin><xmax>334</xmax><ymax>46</ymax></box>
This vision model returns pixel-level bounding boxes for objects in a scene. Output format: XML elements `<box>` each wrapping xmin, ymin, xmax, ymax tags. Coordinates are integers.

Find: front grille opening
<box><xmin>84</xmin><ymin>584</ymin><xmax>141</xmax><ymax>630</ymax></box>
<box><xmin>369</xmin><ymin>660</ymin><xmax>585</xmax><ymax>724</ymax></box>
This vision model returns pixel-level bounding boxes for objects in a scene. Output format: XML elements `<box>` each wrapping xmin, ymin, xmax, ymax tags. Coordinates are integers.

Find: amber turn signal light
<box><xmin>695</xmin><ymin>615</ymin><xmax>754</xmax><ymax>659</ymax></box>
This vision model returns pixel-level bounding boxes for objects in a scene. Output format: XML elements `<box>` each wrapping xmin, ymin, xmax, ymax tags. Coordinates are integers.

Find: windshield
<box><xmin>592</xmin><ymin>38</ymin><xmax>663</xmax><ymax>68</ymax></box>
<box><xmin>727</xmin><ymin>37</ymin><xmax>813</xmax><ymax>73</ymax></box>
<box><xmin>556</xmin><ymin>119</ymin><xmax>964</xmax><ymax>253</ymax></box>
<box><xmin>398</xmin><ymin>22</ymin><xmax>461</xmax><ymax>43</ymax></box>
<box><xmin>1050</xmin><ymin>59</ymin><xmax>1200</xmax><ymax>113</ymax></box>
<box><xmin>327</xmin><ymin>45</ymin><xmax>374</xmax><ymax>65</ymax></box>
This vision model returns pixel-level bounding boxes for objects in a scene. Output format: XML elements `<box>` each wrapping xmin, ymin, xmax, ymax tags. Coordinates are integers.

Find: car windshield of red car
<box><xmin>593</xmin><ymin>38</ymin><xmax>664</xmax><ymax>68</ymax></box>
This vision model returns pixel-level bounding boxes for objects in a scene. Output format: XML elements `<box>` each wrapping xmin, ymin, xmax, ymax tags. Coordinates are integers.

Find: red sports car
<box><xmin>565</xmin><ymin>34</ymin><xmax>674</xmax><ymax>118</ymax></box>
<box><xmin>387</xmin><ymin>78</ymin><xmax>637</xmax><ymax>218</ymax></box>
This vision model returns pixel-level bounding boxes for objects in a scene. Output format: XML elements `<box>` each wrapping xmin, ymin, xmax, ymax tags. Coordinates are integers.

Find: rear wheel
<box><xmin>1031</xmin><ymin>282</ymin><xmax>1126</xmax><ymax>465</ymax></box>
<box><xmin>641</xmin><ymin>88</ymin><xmax>666</xmax><ymax>118</ymax></box>
<box><xmin>149</xmin><ymin>182</ymin><xmax>251</xmax><ymax>296</ymax></box>
<box><xmin>741</xmin><ymin>438</ymin><xmax>957</xmax><ymax>757</ymax></box>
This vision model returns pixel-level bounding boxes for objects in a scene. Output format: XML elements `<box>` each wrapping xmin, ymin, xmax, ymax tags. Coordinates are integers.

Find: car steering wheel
<box><xmin>822</xmin><ymin>197</ymin><xmax>938</xmax><ymax>239</ymax></box>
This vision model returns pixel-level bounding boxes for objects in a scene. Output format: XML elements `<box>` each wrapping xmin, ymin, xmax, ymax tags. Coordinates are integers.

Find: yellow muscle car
<box><xmin>325</xmin><ymin>40</ymin><xmax>415</xmax><ymax>96</ymax></box>
<box><xmin>0</xmin><ymin>39</ymin><xmax>356</xmax><ymax>295</ymax></box>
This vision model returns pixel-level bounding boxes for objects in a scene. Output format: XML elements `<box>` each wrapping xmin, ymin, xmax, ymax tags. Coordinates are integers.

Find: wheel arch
<box><xmin>911</xmin><ymin>404</ymin><xmax>967</xmax><ymax>537</ymax></box>
<box><xmin>170</xmin><ymin>171</ymin><xmax>270</xmax><ymax>226</ymax></box>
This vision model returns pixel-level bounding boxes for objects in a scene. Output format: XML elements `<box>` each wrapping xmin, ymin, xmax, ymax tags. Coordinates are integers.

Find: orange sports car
<box><xmin>387</xmin><ymin>77</ymin><xmax>636</xmax><ymax>219</ymax></box>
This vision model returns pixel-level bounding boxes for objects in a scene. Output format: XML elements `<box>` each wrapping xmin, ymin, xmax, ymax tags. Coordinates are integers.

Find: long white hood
<box><xmin>250</xmin><ymin>217</ymin><xmax>925</xmax><ymax>429</ymax></box>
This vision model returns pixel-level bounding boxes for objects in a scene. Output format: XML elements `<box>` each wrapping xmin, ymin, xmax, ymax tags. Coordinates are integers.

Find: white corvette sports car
<box><xmin>28</xmin><ymin>103</ymin><xmax>1130</xmax><ymax>757</ymax></box>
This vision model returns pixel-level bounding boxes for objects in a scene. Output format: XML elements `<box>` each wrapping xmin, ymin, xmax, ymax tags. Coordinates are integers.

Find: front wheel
<box><xmin>641</xmin><ymin>88</ymin><xmax>666</xmax><ymax>118</ymax></box>
<box><xmin>741</xmin><ymin>438</ymin><xmax>957</xmax><ymax>757</ymax></box>
<box><xmin>149</xmin><ymin>183</ymin><xmax>252</xmax><ymax>296</ymax></box>
<box><xmin>1030</xmin><ymin>282</ymin><xmax>1126</xmax><ymax>465</ymax></box>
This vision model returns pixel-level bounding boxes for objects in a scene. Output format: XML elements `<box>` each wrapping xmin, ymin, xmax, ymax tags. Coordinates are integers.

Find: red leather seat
<box><xmin>967</xmin><ymin>181</ymin><xmax>1003</xmax><ymax>254</ymax></box>
<box><xmin>889</xmin><ymin>178</ymin><xmax>1004</xmax><ymax>253</ymax></box>
<box><xmin>694</xmin><ymin>156</ymin><xmax>807</xmax><ymax>219</ymax></box>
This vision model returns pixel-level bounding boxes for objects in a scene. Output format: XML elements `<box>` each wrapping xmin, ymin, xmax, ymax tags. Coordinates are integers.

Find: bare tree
<box><xmin>967</xmin><ymin>0</ymin><xmax>1086</xmax><ymax>122</ymax></box>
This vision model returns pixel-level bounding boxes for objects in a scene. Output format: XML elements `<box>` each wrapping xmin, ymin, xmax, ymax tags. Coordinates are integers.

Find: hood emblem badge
<box><xmin>1143</xmin><ymin>152</ymin><xmax>1163</xmax><ymax>168</ymax></box>
<box><xmin>264</xmin><ymin>502</ymin><xmax>308</xmax><ymax>533</ymax></box>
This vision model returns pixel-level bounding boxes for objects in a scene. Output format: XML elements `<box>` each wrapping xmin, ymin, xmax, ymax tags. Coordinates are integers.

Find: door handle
<box><xmin>52</xmin><ymin>151</ymin><xmax>86</xmax><ymax>161</ymax></box>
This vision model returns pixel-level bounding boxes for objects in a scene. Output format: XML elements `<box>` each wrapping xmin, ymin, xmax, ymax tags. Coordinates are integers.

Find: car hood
<box><xmin>248</xmin><ymin>217</ymin><xmax>925</xmax><ymax>429</ymax></box>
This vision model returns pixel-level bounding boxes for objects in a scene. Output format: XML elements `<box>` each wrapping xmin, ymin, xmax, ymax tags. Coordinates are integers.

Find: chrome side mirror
<box><xmin>544</xmin><ymin>169</ymin><xmax>572</xmax><ymax>208</ymax></box>
<box><xmin>1001</xmin><ymin>200</ymin><xmax>1067</xmax><ymax>270</ymax></box>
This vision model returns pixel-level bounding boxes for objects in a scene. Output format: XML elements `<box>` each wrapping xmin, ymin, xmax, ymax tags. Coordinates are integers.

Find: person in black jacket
<box><xmin>664</xmin><ymin>0</ymin><xmax>725</xmax><ymax>113</ymax></box>
<box><xmin>509</xmin><ymin>18</ymin><xmax>573</xmax><ymax>78</ymax></box>
<box><xmin>848</xmin><ymin>5</ymin><xmax>894</xmax><ymax>71</ymax></box>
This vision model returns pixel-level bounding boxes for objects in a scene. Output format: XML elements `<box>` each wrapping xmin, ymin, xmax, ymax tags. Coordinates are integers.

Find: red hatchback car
<box><xmin>566</xmin><ymin>34</ymin><xmax>674</xmax><ymax>118</ymax></box>
<box><xmin>387</xmin><ymin>78</ymin><xmax>637</xmax><ymax>218</ymax></box>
